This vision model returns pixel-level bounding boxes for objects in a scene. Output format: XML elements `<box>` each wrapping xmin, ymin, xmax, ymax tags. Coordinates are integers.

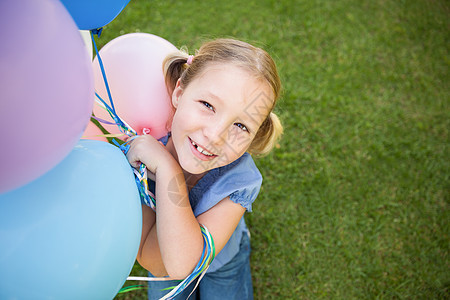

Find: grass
<box><xmin>99</xmin><ymin>0</ymin><xmax>450</xmax><ymax>299</ymax></box>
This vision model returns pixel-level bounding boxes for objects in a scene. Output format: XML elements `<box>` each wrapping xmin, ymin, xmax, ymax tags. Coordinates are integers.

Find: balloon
<box><xmin>60</xmin><ymin>0</ymin><xmax>130</xmax><ymax>30</ymax></box>
<box><xmin>0</xmin><ymin>0</ymin><xmax>94</xmax><ymax>194</ymax></box>
<box><xmin>0</xmin><ymin>140</ymin><xmax>142</xmax><ymax>300</ymax></box>
<box><xmin>82</xmin><ymin>121</ymin><xmax>108</xmax><ymax>142</ymax></box>
<box><xmin>93</xmin><ymin>33</ymin><xmax>177</xmax><ymax>140</ymax></box>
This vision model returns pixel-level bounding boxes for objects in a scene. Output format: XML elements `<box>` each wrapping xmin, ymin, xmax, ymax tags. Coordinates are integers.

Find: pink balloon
<box><xmin>0</xmin><ymin>0</ymin><xmax>94</xmax><ymax>194</ymax></box>
<box><xmin>82</xmin><ymin>122</ymin><xmax>108</xmax><ymax>142</ymax></box>
<box><xmin>93</xmin><ymin>33</ymin><xmax>177</xmax><ymax>140</ymax></box>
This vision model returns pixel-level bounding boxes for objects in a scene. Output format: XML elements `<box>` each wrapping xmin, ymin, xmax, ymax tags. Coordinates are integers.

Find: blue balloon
<box><xmin>60</xmin><ymin>0</ymin><xmax>131</xmax><ymax>30</ymax></box>
<box><xmin>0</xmin><ymin>140</ymin><xmax>142</xmax><ymax>299</ymax></box>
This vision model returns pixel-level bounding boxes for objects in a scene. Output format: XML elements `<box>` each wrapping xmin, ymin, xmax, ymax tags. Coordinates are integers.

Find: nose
<box><xmin>203</xmin><ymin>120</ymin><xmax>229</xmax><ymax>147</ymax></box>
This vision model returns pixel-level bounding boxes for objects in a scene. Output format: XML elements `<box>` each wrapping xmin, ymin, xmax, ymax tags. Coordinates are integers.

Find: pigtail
<box><xmin>249</xmin><ymin>112</ymin><xmax>283</xmax><ymax>156</ymax></box>
<box><xmin>162</xmin><ymin>47</ymin><xmax>190</xmax><ymax>96</ymax></box>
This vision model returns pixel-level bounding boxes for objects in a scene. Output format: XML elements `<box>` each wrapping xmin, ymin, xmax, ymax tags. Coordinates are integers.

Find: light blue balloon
<box><xmin>60</xmin><ymin>0</ymin><xmax>131</xmax><ymax>30</ymax></box>
<box><xmin>0</xmin><ymin>140</ymin><xmax>142</xmax><ymax>299</ymax></box>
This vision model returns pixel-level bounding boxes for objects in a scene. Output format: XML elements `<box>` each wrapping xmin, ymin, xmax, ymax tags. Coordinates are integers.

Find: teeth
<box><xmin>198</xmin><ymin>145</ymin><xmax>213</xmax><ymax>156</ymax></box>
<box><xmin>191</xmin><ymin>140</ymin><xmax>214</xmax><ymax>156</ymax></box>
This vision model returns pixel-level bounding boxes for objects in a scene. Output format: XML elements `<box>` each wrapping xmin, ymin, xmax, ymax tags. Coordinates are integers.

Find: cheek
<box><xmin>226</xmin><ymin>133</ymin><xmax>255</xmax><ymax>156</ymax></box>
<box><xmin>172</xmin><ymin>102</ymin><xmax>198</xmax><ymax>127</ymax></box>
<box><xmin>229</xmin><ymin>128</ymin><xmax>255</xmax><ymax>147</ymax></box>
<box><xmin>171</xmin><ymin>109</ymin><xmax>190</xmax><ymax>133</ymax></box>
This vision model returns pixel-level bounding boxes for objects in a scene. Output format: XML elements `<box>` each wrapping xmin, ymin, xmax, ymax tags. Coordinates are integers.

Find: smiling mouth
<box><xmin>189</xmin><ymin>138</ymin><xmax>217</xmax><ymax>157</ymax></box>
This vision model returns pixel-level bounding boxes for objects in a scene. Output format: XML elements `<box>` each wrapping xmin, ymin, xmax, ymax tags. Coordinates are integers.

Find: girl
<box><xmin>126</xmin><ymin>38</ymin><xmax>282</xmax><ymax>299</ymax></box>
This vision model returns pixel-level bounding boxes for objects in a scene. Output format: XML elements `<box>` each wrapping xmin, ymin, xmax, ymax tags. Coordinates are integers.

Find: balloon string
<box><xmin>125</xmin><ymin>224</ymin><xmax>215</xmax><ymax>300</ymax></box>
<box><xmin>118</xmin><ymin>284</ymin><xmax>147</xmax><ymax>294</ymax></box>
<box><xmin>91</xmin><ymin>30</ymin><xmax>117</xmax><ymax>114</ymax></box>
<box><xmin>91</xmin><ymin>115</ymin><xmax>117</xmax><ymax>126</ymax></box>
<box><xmin>82</xmin><ymin>133</ymin><xmax>125</xmax><ymax>139</ymax></box>
<box><xmin>90</xmin><ymin>30</ymin><xmax>155</xmax><ymax>209</ymax></box>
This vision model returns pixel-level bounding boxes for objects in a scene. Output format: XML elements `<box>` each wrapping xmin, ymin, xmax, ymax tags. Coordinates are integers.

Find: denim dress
<box><xmin>145</xmin><ymin>135</ymin><xmax>262</xmax><ymax>299</ymax></box>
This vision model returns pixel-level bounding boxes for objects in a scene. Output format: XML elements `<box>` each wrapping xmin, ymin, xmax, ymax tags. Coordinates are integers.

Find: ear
<box><xmin>171</xmin><ymin>79</ymin><xmax>183</xmax><ymax>108</ymax></box>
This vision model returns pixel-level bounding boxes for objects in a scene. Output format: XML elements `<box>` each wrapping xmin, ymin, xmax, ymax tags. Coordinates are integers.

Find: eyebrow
<box><xmin>203</xmin><ymin>91</ymin><xmax>223</xmax><ymax>103</ymax></box>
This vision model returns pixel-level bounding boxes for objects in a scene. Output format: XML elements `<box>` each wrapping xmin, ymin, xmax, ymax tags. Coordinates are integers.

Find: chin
<box><xmin>179</xmin><ymin>159</ymin><xmax>209</xmax><ymax>175</ymax></box>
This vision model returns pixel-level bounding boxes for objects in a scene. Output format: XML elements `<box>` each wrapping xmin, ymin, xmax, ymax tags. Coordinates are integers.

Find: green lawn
<box><xmin>103</xmin><ymin>0</ymin><xmax>449</xmax><ymax>299</ymax></box>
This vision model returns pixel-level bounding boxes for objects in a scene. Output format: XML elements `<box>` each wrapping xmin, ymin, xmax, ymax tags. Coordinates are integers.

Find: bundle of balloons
<box><xmin>0</xmin><ymin>0</ymin><xmax>177</xmax><ymax>298</ymax></box>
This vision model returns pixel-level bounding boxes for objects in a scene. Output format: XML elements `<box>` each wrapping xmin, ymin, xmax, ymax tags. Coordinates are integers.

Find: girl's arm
<box><xmin>127</xmin><ymin>136</ymin><xmax>245</xmax><ymax>279</ymax></box>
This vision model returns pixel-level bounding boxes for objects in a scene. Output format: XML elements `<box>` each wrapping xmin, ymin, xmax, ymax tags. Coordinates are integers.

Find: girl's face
<box><xmin>169</xmin><ymin>63</ymin><xmax>273</xmax><ymax>175</ymax></box>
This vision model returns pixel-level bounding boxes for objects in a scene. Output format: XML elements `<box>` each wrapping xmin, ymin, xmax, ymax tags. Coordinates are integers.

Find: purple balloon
<box><xmin>0</xmin><ymin>0</ymin><xmax>94</xmax><ymax>194</ymax></box>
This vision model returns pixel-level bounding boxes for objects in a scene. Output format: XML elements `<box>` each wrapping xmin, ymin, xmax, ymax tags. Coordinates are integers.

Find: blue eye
<box><xmin>201</xmin><ymin>101</ymin><xmax>215</xmax><ymax>112</ymax></box>
<box><xmin>234</xmin><ymin>123</ymin><xmax>249</xmax><ymax>132</ymax></box>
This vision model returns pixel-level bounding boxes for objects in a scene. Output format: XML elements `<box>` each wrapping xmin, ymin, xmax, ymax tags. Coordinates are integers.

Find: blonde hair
<box><xmin>163</xmin><ymin>38</ymin><xmax>283</xmax><ymax>156</ymax></box>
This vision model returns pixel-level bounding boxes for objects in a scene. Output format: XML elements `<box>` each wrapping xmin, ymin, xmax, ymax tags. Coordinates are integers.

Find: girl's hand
<box><xmin>126</xmin><ymin>135</ymin><xmax>175</xmax><ymax>176</ymax></box>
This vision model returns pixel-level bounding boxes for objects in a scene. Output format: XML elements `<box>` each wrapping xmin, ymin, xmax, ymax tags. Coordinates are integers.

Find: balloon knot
<box><xmin>142</xmin><ymin>128</ymin><xmax>151</xmax><ymax>135</ymax></box>
<box><xmin>91</xmin><ymin>27</ymin><xmax>103</xmax><ymax>37</ymax></box>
